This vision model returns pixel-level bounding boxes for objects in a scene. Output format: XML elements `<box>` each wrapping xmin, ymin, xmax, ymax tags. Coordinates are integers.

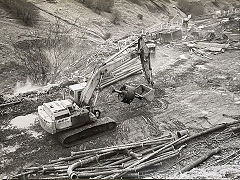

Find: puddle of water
<box><xmin>179</xmin><ymin>54</ymin><xmax>189</xmax><ymax>60</ymax></box>
<box><xmin>10</xmin><ymin>113</ymin><xmax>38</xmax><ymax>129</ymax></box>
<box><xmin>1</xmin><ymin>144</ymin><xmax>20</xmax><ymax>154</ymax></box>
<box><xmin>5</xmin><ymin>134</ymin><xmax>22</xmax><ymax>140</ymax></box>
<box><xmin>196</xmin><ymin>65</ymin><xmax>208</xmax><ymax>70</ymax></box>
<box><xmin>0</xmin><ymin>157</ymin><xmax>13</xmax><ymax>169</ymax></box>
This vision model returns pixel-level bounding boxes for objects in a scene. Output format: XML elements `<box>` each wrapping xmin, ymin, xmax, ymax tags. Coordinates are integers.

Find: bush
<box><xmin>111</xmin><ymin>10</ymin><xmax>121</xmax><ymax>25</ymax></box>
<box><xmin>177</xmin><ymin>0</ymin><xmax>204</xmax><ymax>18</ymax></box>
<box><xmin>162</xmin><ymin>0</ymin><xmax>170</xmax><ymax>3</ymax></box>
<box><xmin>80</xmin><ymin>0</ymin><xmax>114</xmax><ymax>13</ymax></box>
<box><xmin>13</xmin><ymin>21</ymin><xmax>80</xmax><ymax>84</ymax></box>
<box><xmin>212</xmin><ymin>0</ymin><xmax>220</xmax><ymax>7</ymax></box>
<box><xmin>137</xmin><ymin>14</ymin><xmax>143</xmax><ymax>20</ymax></box>
<box><xmin>126</xmin><ymin>0</ymin><xmax>142</xmax><ymax>6</ymax></box>
<box><xmin>0</xmin><ymin>0</ymin><xmax>39</xmax><ymax>26</ymax></box>
<box><xmin>103</xmin><ymin>32</ymin><xmax>111</xmax><ymax>40</ymax></box>
<box><xmin>13</xmin><ymin>39</ymin><xmax>51</xmax><ymax>84</ymax></box>
<box><xmin>222</xmin><ymin>5</ymin><xmax>229</xmax><ymax>11</ymax></box>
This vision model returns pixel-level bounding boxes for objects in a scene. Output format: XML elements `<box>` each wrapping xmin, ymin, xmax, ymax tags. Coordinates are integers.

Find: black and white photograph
<box><xmin>0</xmin><ymin>0</ymin><xmax>240</xmax><ymax>179</ymax></box>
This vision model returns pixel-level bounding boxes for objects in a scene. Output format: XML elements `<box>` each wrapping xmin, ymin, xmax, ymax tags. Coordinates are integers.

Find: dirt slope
<box><xmin>0</xmin><ymin>0</ymin><xmax>239</xmax><ymax>93</ymax></box>
<box><xmin>0</xmin><ymin>0</ymin><xmax>240</xmax><ymax>179</ymax></box>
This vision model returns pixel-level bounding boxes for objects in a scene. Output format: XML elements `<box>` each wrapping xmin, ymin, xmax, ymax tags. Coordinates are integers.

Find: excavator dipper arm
<box><xmin>79</xmin><ymin>36</ymin><xmax>154</xmax><ymax>106</ymax></box>
<box><xmin>138</xmin><ymin>36</ymin><xmax>154</xmax><ymax>86</ymax></box>
<box><xmin>112</xmin><ymin>36</ymin><xmax>155</xmax><ymax>104</ymax></box>
<box><xmin>79</xmin><ymin>42</ymin><xmax>137</xmax><ymax>106</ymax></box>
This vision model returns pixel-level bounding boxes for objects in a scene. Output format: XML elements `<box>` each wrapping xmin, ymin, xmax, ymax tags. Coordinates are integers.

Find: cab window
<box><xmin>77</xmin><ymin>90</ymin><xmax>82</xmax><ymax>100</ymax></box>
<box><xmin>55</xmin><ymin>113</ymin><xmax>69</xmax><ymax>120</ymax></box>
<box><xmin>69</xmin><ymin>90</ymin><xmax>74</xmax><ymax>98</ymax></box>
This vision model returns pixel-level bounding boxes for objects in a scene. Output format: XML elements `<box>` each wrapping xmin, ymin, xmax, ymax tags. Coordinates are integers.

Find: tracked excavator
<box><xmin>38</xmin><ymin>36</ymin><xmax>155</xmax><ymax>146</ymax></box>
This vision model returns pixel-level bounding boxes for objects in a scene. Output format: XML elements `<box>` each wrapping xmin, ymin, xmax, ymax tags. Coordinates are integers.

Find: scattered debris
<box><xmin>0</xmin><ymin>1</ymin><xmax>240</xmax><ymax>179</ymax></box>
<box><xmin>1</xmin><ymin>144</ymin><xmax>21</xmax><ymax>154</ymax></box>
<box><xmin>194</xmin><ymin>42</ymin><xmax>229</xmax><ymax>52</ymax></box>
<box><xmin>175</xmin><ymin>123</ymin><xmax>227</xmax><ymax>146</ymax></box>
<box><xmin>13</xmin><ymin>134</ymin><xmax>187</xmax><ymax>179</ymax></box>
<box><xmin>174</xmin><ymin>165</ymin><xmax>240</xmax><ymax>179</ymax></box>
<box><xmin>208</xmin><ymin>149</ymin><xmax>240</xmax><ymax>167</ymax></box>
<box><xmin>0</xmin><ymin>99</ymin><xmax>22</xmax><ymax>108</ymax></box>
<box><xmin>181</xmin><ymin>148</ymin><xmax>221</xmax><ymax>173</ymax></box>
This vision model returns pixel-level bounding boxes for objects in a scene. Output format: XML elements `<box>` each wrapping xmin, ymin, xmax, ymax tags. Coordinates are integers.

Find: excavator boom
<box><xmin>138</xmin><ymin>36</ymin><xmax>154</xmax><ymax>86</ymax></box>
<box><xmin>80</xmin><ymin>36</ymin><xmax>154</xmax><ymax>106</ymax></box>
<box><xmin>79</xmin><ymin>40</ymin><xmax>138</xmax><ymax>105</ymax></box>
<box><xmin>38</xmin><ymin>36</ymin><xmax>155</xmax><ymax>146</ymax></box>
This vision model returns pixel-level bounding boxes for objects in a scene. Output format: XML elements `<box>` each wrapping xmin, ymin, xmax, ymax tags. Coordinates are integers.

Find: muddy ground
<box><xmin>1</xmin><ymin>42</ymin><xmax>240</xmax><ymax>178</ymax></box>
<box><xmin>0</xmin><ymin>2</ymin><xmax>240</xmax><ymax>178</ymax></box>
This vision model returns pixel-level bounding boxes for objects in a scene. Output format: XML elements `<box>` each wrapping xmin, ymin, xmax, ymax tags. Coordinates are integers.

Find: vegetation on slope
<box><xmin>78</xmin><ymin>0</ymin><xmax>114</xmax><ymax>13</ymax></box>
<box><xmin>177</xmin><ymin>0</ymin><xmax>205</xmax><ymax>18</ymax></box>
<box><xmin>0</xmin><ymin>0</ymin><xmax>39</xmax><ymax>26</ymax></box>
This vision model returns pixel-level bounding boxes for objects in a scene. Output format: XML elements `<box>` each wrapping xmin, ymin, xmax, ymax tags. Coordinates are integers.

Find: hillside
<box><xmin>0</xmin><ymin>0</ymin><xmax>240</xmax><ymax>179</ymax></box>
<box><xmin>0</xmin><ymin>0</ymin><xmax>239</xmax><ymax>93</ymax></box>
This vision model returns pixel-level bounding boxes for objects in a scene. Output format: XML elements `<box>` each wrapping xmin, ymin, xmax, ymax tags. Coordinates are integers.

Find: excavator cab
<box><xmin>68</xmin><ymin>83</ymin><xmax>87</xmax><ymax>104</ymax></box>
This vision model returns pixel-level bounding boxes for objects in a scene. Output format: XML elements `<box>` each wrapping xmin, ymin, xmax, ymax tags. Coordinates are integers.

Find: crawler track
<box><xmin>57</xmin><ymin>117</ymin><xmax>117</xmax><ymax>147</ymax></box>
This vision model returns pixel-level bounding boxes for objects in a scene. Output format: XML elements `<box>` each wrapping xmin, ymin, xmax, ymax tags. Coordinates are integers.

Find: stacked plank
<box><xmin>99</xmin><ymin>40</ymin><xmax>143</xmax><ymax>89</ymax></box>
<box><xmin>194</xmin><ymin>42</ymin><xmax>230</xmax><ymax>52</ymax></box>
<box><xmin>186</xmin><ymin>42</ymin><xmax>230</xmax><ymax>53</ymax></box>
<box><xmin>15</xmin><ymin>134</ymin><xmax>188</xmax><ymax>179</ymax></box>
<box><xmin>100</xmin><ymin>56</ymin><xmax>142</xmax><ymax>89</ymax></box>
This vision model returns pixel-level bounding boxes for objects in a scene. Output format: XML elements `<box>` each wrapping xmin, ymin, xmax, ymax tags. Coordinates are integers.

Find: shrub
<box><xmin>13</xmin><ymin>21</ymin><xmax>81</xmax><ymax>84</ymax></box>
<box><xmin>80</xmin><ymin>0</ymin><xmax>114</xmax><ymax>13</ymax></box>
<box><xmin>137</xmin><ymin>14</ymin><xmax>143</xmax><ymax>20</ymax></box>
<box><xmin>0</xmin><ymin>0</ymin><xmax>39</xmax><ymax>26</ymax></box>
<box><xmin>111</xmin><ymin>10</ymin><xmax>121</xmax><ymax>25</ymax></box>
<box><xmin>222</xmin><ymin>5</ymin><xmax>229</xmax><ymax>11</ymax></box>
<box><xmin>13</xmin><ymin>39</ymin><xmax>51</xmax><ymax>84</ymax></box>
<box><xmin>103</xmin><ymin>32</ymin><xmax>111</xmax><ymax>40</ymax></box>
<box><xmin>126</xmin><ymin>0</ymin><xmax>142</xmax><ymax>6</ymax></box>
<box><xmin>162</xmin><ymin>0</ymin><xmax>171</xmax><ymax>3</ymax></box>
<box><xmin>212</xmin><ymin>0</ymin><xmax>220</xmax><ymax>7</ymax></box>
<box><xmin>177</xmin><ymin>0</ymin><xmax>204</xmax><ymax>18</ymax></box>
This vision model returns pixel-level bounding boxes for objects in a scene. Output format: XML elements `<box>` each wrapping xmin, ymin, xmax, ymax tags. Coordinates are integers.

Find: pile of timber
<box><xmin>184</xmin><ymin>41</ymin><xmax>231</xmax><ymax>59</ymax></box>
<box><xmin>193</xmin><ymin>42</ymin><xmax>230</xmax><ymax>52</ymax></box>
<box><xmin>13</xmin><ymin>123</ymin><xmax>238</xmax><ymax>179</ymax></box>
<box><xmin>100</xmin><ymin>57</ymin><xmax>142</xmax><ymax>89</ymax></box>
<box><xmin>186</xmin><ymin>41</ymin><xmax>230</xmax><ymax>54</ymax></box>
<box><xmin>99</xmin><ymin>41</ymin><xmax>143</xmax><ymax>89</ymax></box>
<box><xmin>16</xmin><ymin>134</ymin><xmax>188</xmax><ymax>179</ymax></box>
<box><xmin>0</xmin><ymin>96</ymin><xmax>23</xmax><ymax>108</ymax></box>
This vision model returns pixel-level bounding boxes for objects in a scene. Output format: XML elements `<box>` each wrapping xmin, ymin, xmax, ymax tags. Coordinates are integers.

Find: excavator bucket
<box><xmin>135</xmin><ymin>84</ymin><xmax>155</xmax><ymax>102</ymax></box>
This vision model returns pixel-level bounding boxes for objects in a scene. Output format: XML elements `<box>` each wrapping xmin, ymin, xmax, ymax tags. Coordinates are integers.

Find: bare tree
<box><xmin>13</xmin><ymin>19</ymin><xmax>87</xmax><ymax>85</ymax></box>
<box><xmin>13</xmin><ymin>39</ymin><xmax>51</xmax><ymax>84</ymax></box>
<box><xmin>42</xmin><ymin>20</ymin><xmax>77</xmax><ymax>83</ymax></box>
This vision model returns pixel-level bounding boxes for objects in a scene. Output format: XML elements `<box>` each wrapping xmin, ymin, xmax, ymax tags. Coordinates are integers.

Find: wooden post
<box><xmin>181</xmin><ymin>148</ymin><xmax>221</xmax><ymax>173</ymax></box>
<box><xmin>110</xmin><ymin>135</ymin><xmax>188</xmax><ymax>179</ymax></box>
<box><xmin>175</xmin><ymin>124</ymin><xmax>227</xmax><ymax>146</ymax></box>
